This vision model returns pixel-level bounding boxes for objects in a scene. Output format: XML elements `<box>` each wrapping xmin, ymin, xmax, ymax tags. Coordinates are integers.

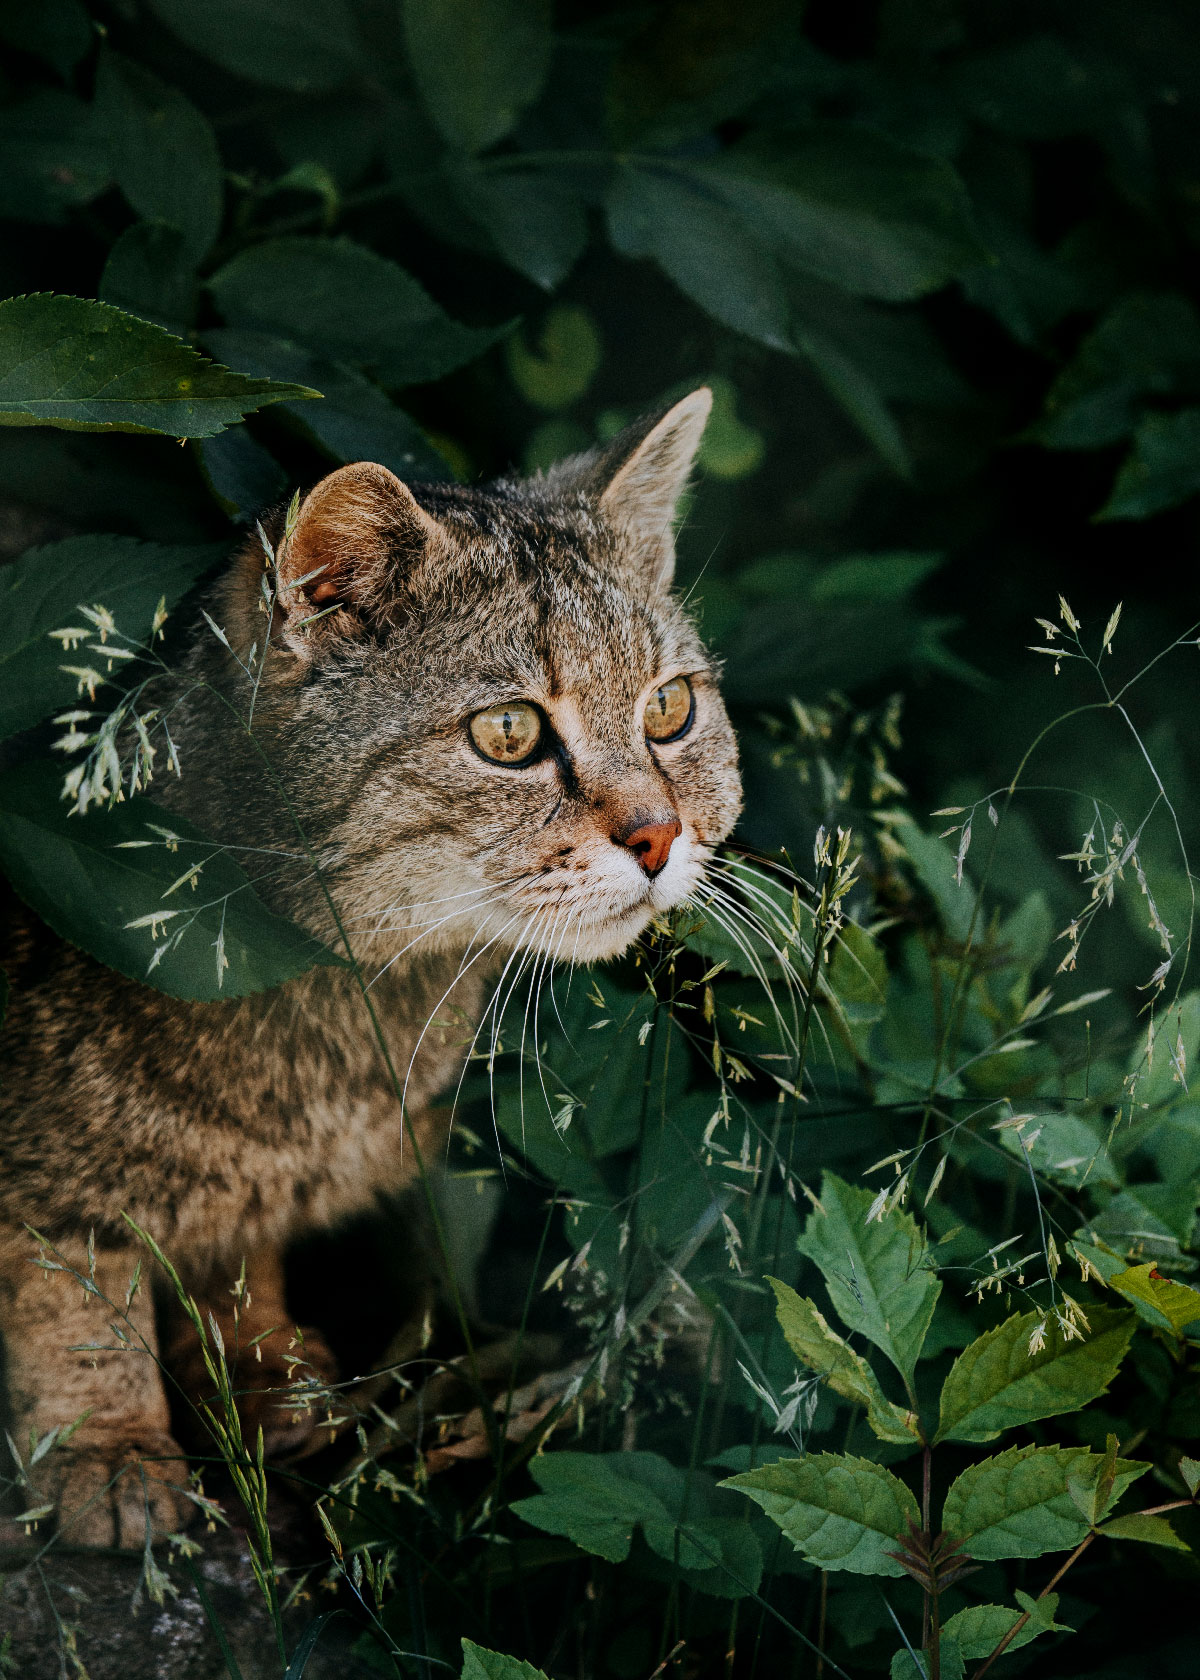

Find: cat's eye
<box><xmin>469</xmin><ymin>702</ymin><xmax>544</xmax><ymax>765</ymax></box>
<box><xmin>644</xmin><ymin>676</ymin><xmax>694</xmax><ymax>743</ymax></box>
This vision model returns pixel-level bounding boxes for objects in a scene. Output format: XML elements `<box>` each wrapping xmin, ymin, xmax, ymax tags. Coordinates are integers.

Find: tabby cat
<box><xmin>0</xmin><ymin>389</ymin><xmax>741</xmax><ymax>1547</ymax></box>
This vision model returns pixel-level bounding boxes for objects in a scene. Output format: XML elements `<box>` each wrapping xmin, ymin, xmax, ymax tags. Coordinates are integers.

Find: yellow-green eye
<box><xmin>644</xmin><ymin>676</ymin><xmax>694</xmax><ymax>742</ymax></box>
<box><xmin>469</xmin><ymin>702</ymin><xmax>543</xmax><ymax>764</ymax></box>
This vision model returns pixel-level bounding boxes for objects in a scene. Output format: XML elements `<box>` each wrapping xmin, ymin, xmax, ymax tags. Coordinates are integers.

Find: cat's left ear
<box><xmin>595</xmin><ymin>387</ymin><xmax>712</xmax><ymax>589</ymax></box>
<box><xmin>273</xmin><ymin>461</ymin><xmax>441</xmax><ymax>650</ymax></box>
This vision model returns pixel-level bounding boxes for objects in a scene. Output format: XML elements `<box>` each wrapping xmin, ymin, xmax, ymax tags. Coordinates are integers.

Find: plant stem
<box><xmin>971</xmin><ymin>1534</ymin><xmax>1096</xmax><ymax>1679</ymax></box>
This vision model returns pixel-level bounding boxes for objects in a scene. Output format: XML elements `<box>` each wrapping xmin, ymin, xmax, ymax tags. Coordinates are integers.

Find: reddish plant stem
<box><xmin>921</xmin><ymin>1445</ymin><xmax>933</xmax><ymax>1656</ymax></box>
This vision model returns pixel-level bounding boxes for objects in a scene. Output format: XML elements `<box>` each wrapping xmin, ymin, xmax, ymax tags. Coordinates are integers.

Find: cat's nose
<box><xmin>615</xmin><ymin>815</ymin><xmax>683</xmax><ymax>878</ymax></box>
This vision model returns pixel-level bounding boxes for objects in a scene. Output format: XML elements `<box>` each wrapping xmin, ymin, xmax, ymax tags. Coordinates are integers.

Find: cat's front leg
<box><xmin>166</xmin><ymin>1245</ymin><xmax>339</xmax><ymax>1459</ymax></box>
<box><xmin>0</xmin><ymin>1233</ymin><xmax>192</xmax><ymax>1548</ymax></box>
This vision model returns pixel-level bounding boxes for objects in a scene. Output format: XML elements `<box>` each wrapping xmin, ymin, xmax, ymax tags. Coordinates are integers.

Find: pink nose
<box><xmin>618</xmin><ymin>817</ymin><xmax>682</xmax><ymax>878</ymax></box>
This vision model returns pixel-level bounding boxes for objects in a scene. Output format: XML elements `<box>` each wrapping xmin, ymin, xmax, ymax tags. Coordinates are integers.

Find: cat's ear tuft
<box><xmin>274</xmin><ymin>462</ymin><xmax>440</xmax><ymax>647</ymax></box>
<box><xmin>595</xmin><ymin>387</ymin><xmax>712</xmax><ymax>588</ymax></box>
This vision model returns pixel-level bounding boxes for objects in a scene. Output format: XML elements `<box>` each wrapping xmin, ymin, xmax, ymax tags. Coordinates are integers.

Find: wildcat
<box><xmin>0</xmin><ymin>389</ymin><xmax>741</xmax><ymax>1548</ymax></box>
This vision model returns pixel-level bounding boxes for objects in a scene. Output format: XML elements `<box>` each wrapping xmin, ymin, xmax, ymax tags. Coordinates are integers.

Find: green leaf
<box><xmin>0</xmin><ymin>534</ymin><xmax>224</xmax><ymax>741</ymax></box>
<box><xmin>890</xmin><ymin>1638</ymin><xmax>964</xmax><ymax>1680</ymax></box>
<box><xmin>1105</xmin><ymin>1265</ymin><xmax>1200</xmax><ymax>1337</ymax></box>
<box><xmin>204</xmin><ymin>330</ymin><xmax>449</xmax><ymax>482</ymax></box>
<box><xmin>607</xmin><ymin>162</ymin><xmax>792</xmax><ymax>350</ymax></box>
<box><xmin>402</xmin><ymin>0</ymin><xmax>553</xmax><ymax>153</ymax></box>
<box><xmin>1179</xmin><ymin>1457</ymin><xmax>1200</xmax><ymax>1497</ymax></box>
<box><xmin>997</xmin><ymin>1113</ymin><xmax>1120</xmax><ymax>1188</ymax></box>
<box><xmin>94</xmin><ymin>52</ymin><xmax>223</xmax><ymax>262</ymax></box>
<box><xmin>705</xmin><ymin>128</ymin><xmax>987</xmax><ymax>302</ymax></box>
<box><xmin>935</xmin><ymin>1306</ymin><xmax>1135</xmax><ymax>1444</ymax></box>
<box><xmin>193</xmin><ymin>431</ymin><xmax>287</xmax><ymax>524</ymax></box>
<box><xmin>0</xmin><ymin>295</ymin><xmax>318</xmax><ymax>438</ymax></box>
<box><xmin>1097</xmin><ymin>1512</ymin><xmax>1190</xmax><ymax>1551</ymax></box>
<box><xmin>0</xmin><ymin>0</ymin><xmax>92</xmax><ymax>74</ymax></box>
<box><xmin>943</xmin><ymin>1443</ymin><xmax>1148</xmax><ymax>1561</ymax></box>
<box><xmin>794</xmin><ymin>325</ymin><xmax>911</xmax><ymax>476</ymax></box>
<box><xmin>722</xmin><ymin>1452</ymin><xmax>920</xmax><ymax>1576</ymax></box>
<box><xmin>767</xmin><ymin>1279</ymin><xmax>920</xmax><ymax>1444</ymax></box>
<box><xmin>99</xmin><ymin>222</ymin><xmax>197</xmax><ymax>334</ymax></box>
<box><xmin>943</xmin><ymin>1593</ymin><xmax>1071</xmax><ymax>1660</ymax></box>
<box><xmin>1033</xmin><ymin>292</ymin><xmax>1200</xmax><ymax>451</ymax></box>
<box><xmin>512</xmin><ymin>1452</ymin><xmax>761</xmax><ymax>1597</ymax></box>
<box><xmin>796</xmin><ymin>1171</ymin><xmax>941</xmax><ymax>1386</ymax></box>
<box><xmin>0</xmin><ymin>90</ymin><xmax>110</xmax><ymax>226</ymax></box>
<box><xmin>146</xmin><ymin>0</ymin><xmax>365</xmax><ymax>93</ymax></box>
<box><xmin>461</xmin><ymin>1642</ymin><xmax>549</xmax><ymax>1680</ymax></box>
<box><xmin>0</xmin><ymin>763</ymin><xmax>336</xmax><ymax>1001</ymax></box>
<box><xmin>209</xmin><ymin>238</ymin><xmax>508</xmax><ymax>389</ymax></box>
<box><xmin>451</xmin><ymin>164</ymin><xmax>588</xmax><ymax>290</ymax></box>
<box><xmin>1084</xmin><ymin>1182</ymin><xmax>1199</xmax><ymax>1269</ymax></box>
<box><xmin>1100</xmin><ymin>408</ymin><xmax>1200</xmax><ymax>521</ymax></box>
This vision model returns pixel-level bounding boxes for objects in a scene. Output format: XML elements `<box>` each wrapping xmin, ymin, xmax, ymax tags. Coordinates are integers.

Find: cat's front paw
<box><xmin>18</xmin><ymin>1426</ymin><xmax>194</xmax><ymax>1550</ymax></box>
<box><xmin>172</xmin><ymin>1322</ymin><xmax>340</xmax><ymax>1459</ymax></box>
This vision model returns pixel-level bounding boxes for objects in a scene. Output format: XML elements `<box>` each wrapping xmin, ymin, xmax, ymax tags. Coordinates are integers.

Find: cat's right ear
<box><xmin>270</xmin><ymin>462</ymin><xmax>441</xmax><ymax>652</ymax></box>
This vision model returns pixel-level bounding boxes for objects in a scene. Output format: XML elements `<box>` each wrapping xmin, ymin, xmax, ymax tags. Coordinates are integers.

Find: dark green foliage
<box><xmin>3</xmin><ymin>3</ymin><xmax>1200</xmax><ymax>1678</ymax></box>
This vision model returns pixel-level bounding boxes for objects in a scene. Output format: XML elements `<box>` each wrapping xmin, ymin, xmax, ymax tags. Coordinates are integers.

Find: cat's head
<box><xmin>225</xmin><ymin>389</ymin><xmax>741</xmax><ymax>965</ymax></box>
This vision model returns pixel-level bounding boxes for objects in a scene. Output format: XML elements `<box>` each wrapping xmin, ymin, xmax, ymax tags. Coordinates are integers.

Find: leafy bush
<box><xmin>2</xmin><ymin>1</ymin><xmax>1200</xmax><ymax>1677</ymax></box>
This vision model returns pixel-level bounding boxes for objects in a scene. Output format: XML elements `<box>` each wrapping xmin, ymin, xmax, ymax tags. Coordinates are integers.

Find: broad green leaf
<box><xmin>824</xmin><ymin>917</ymin><xmax>889</xmax><ymax>1027</ymax></box>
<box><xmin>0</xmin><ymin>763</ymin><xmax>336</xmax><ymax>1001</ymax></box>
<box><xmin>722</xmin><ymin>1452</ymin><xmax>920</xmax><ymax>1576</ymax></box>
<box><xmin>0</xmin><ymin>90</ymin><xmax>110</xmax><ymax>225</ymax></box>
<box><xmin>1105</xmin><ymin>1265</ymin><xmax>1200</xmax><ymax>1337</ymax></box>
<box><xmin>796</xmin><ymin>1172</ymin><xmax>941</xmax><ymax>1385</ymax></box>
<box><xmin>943</xmin><ymin>1443</ymin><xmax>1149</xmax><ymax>1561</ymax></box>
<box><xmin>890</xmin><ymin>1638</ymin><xmax>964</xmax><ymax>1680</ymax></box>
<box><xmin>461</xmin><ymin>1644</ymin><xmax>549</xmax><ymax>1680</ymax></box>
<box><xmin>943</xmin><ymin>1593</ymin><xmax>1071</xmax><ymax>1660</ymax></box>
<box><xmin>935</xmin><ymin>1307</ymin><xmax>1135</xmax><ymax>1444</ymax></box>
<box><xmin>0</xmin><ymin>534</ymin><xmax>224</xmax><ymax>741</ymax></box>
<box><xmin>205</xmin><ymin>330</ymin><xmax>449</xmax><ymax>482</ymax></box>
<box><xmin>0</xmin><ymin>0</ymin><xmax>92</xmax><ymax>73</ymax></box>
<box><xmin>452</xmin><ymin>165</ymin><xmax>588</xmax><ymax>290</ymax></box>
<box><xmin>766</xmin><ymin>1278</ymin><xmax>920</xmax><ymax>1445</ymax></box>
<box><xmin>704</xmin><ymin>128</ymin><xmax>987</xmax><ymax>302</ymax></box>
<box><xmin>0</xmin><ymin>295</ymin><xmax>318</xmax><ymax>437</ymax></box>
<box><xmin>402</xmin><ymin>0</ymin><xmax>552</xmax><ymax>153</ymax></box>
<box><xmin>1097</xmin><ymin>1512</ymin><xmax>1189</xmax><ymax>1551</ymax></box>
<box><xmin>607</xmin><ymin>162</ymin><xmax>792</xmax><ymax>350</ymax></box>
<box><xmin>1100</xmin><ymin>408</ymin><xmax>1200</xmax><ymax>521</ymax></box>
<box><xmin>209</xmin><ymin>238</ymin><xmax>508</xmax><ymax>389</ymax></box>
<box><xmin>512</xmin><ymin>1451</ymin><xmax>761</xmax><ymax>1596</ymax></box>
<box><xmin>1084</xmin><ymin>1182</ymin><xmax>1199</xmax><ymax>1269</ymax></box>
<box><xmin>997</xmin><ymin>1112</ymin><xmax>1120</xmax><ymax>1188</ymax></box>
<box><xmin>146</xmin><ymin>0</ymin><xmax>364</xmax><ymax>93</ymax></box>
<box><xmin>99</xmin><ymin>222</ymin><xmax>197</xmax><ymax>333</ymax></box>
<box><xmin>1125</xmin><ymin>991</ymin><xmax>1200</xmax><ymax>1108</ymax></box>
<box><xmin>194</xmin><ymin>431</ymin><xmax>287</xmax><ymax>524</ymax></box>
<box><xmin>794</xmin><ymin>325</ymin><xmax>911</xmax><ymax>476</ymax></box>
<box><xmin>890</xmin><ymin>815</ymin><xmax>974</xmax><ymax>940</ymax></box>
<box><xmin>94</xmin><ymin>52</ymin><xmax>223</xmax><ymax>262</ymax></box>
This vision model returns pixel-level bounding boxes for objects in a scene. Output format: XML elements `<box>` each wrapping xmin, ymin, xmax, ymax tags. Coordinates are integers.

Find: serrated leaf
<box><xmin>935</xmin><ymin>1307</ymin><xmax>1134</xmax><ymax>1444</ymax></box>
<box><xmin>1097</xmin><ymin>1512</ymin><xmax>1189</xmax><ymax>1550</ymax></box>
<box><xmin>796</xmin><ymin>1171</ymin><xmax>941</xmax><ymax>1386</ymax></box>
<box><xmin>721</xmin><ymin>1452</ymin><xmax>920</xmax><ymax>1576</ymax></box>
<box><xmin>95</xmin><ymin>51</ymin><xmax>223</xmax><ymax>262</ymax></box>
<box><xmin>766</xmin><ymin>1278</ymin><xmax>920</xmax><ymax>1444</ymax></box>
<box><xmin>0</xmin><ymin>534</ymin><xmax>224</xmax><ymax>741</ymax></box>
<box><xmin>511</xmin><ymin>1451</ymin><xmax>760</xmax><ymax>1597</ymax></box>
<box><xmin>208</xmin><ymin>238</ymin><xmax>509</xmax><ymax>390</ymax></box>
<box><xmin>461</xmin><ymin>1643</ymin><xmax>549</xmax><ymax>1680</ymax></box>
<box><xmin>890</xmin><ymin>1638</ymin><xmax>964</xmax><ymax>1680</ymax></box>
<box><xmin>0</xmin><ymin>763</ymin><xmax>337</xmax><ymax>1001</ymax></box>
<box><xmin>403</xmin><ymin>0</ymin><xmax>553</xmax><ymax>154</ymax></box>
<box><xmin>146</xmin><ymin>0</ymin><xmax>365</xmax><ymax>93</ymax></box>
<box><xmin>1179</xmin><ymin>1456</ymin><xmax>1200</xmax><ymax>1496</ymax></box>
<box><xmin>943</xmin><ymin>1594</ymin><xmax>1071</xmax><ymax>1660</ymax></box>
<box><xmin>0</xmin><ymin>295</ymin><xmax>317</xmax><ymax>437</ymax></box>
<box><xmin>1105</xmin><ymin>1264</ymin><xmax>1200</xmax><ymax>1337</ymax></box>
<box><xmin>942</xmin><ymin>1443</ymin><xmax>1148</xmax><ymax>1561</ymax></box>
